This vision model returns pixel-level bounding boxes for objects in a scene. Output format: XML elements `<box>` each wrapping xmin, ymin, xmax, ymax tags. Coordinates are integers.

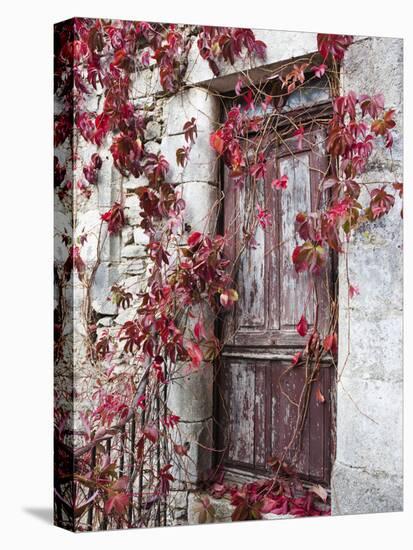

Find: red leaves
<box><xmin>187</xmin><ymin>231</ymin><xmax>203</xmax><ymax>248</ymax></box>
<box><xmin>186</xmin><ymin>340</ymin><xmax>203</xmax><ymax>370</ymax></box>
<box><xmin>144</xmin><ymin>153</ymin><xmax>170</xmax><ymax>185</ymax></box>
<box><xmin>293</xmin><ymin>126</ymin><xmax>305</xmax><ymax>150</ymax></box>
<box><xmin>83</xmin><ymin>153</ymin><xmax>102</xmax><ymax>185</ymax></box>
<box><xmin>366</xmin><ymin>186</ymin><xmax>395</xmax><ymax>220</ymax></box>
<box><xmin>227</xmin><ymin>477</ymin><xmax>330</xmax><ymax>521</ymax></box>
<box><xmin>143</xmin><ymin>425</ymin><xmax>159</xmax><ymax>444</ymax></box>
<box><xmin>334</xmin><ymin>91</ymin><xmax>357</xmax><ymax>120</ymax></box>
<box><xmin>210</xmin><ymin>129</ymin><xmax>225</xmax><ymax>155</ymax></box>
<box><xmin>105</xmin><ymin>477</ymin><xmax>130</xmax><ymax>515</ymax></box>
<box><xmin>105</xmin><ymin>492</ymin><xmax>129</xmax><ymax>516</ymax></box>
<box><xmin>110</xmin><ymin>134</ymin><xmax>143</xmax><ymax>177</ymax></box>
<box><xmin>54</xmin><ymin>112</ymin><xmax>72</xmax><ymax>147</ymax></box>
<box><xmin>183</xmin><ymin>118</ymin><xmax>198</xmax><ymax>144</ymax></box>
<box><xmin>243</xmin><ymin>89</ymin><xmax>255</xmax><ymax>111</ymax></box>
<box><xmin>162</xmin><ymin>414</ymin><xmax>180</xmax><ymax>429</ymax></box>
<box><xmin>101</xmin><ymin>202</ymin><xmax>125</xmax><ymax>235</ymax></box>
<box><xmin>220</xmin><ymin>288</ymin><xmax>239</xmax><ymax>308</ymax></box>
<box><xmin>197</xmin><ymin>27</ymin><xmax>266</xmax><ymax>77</ymax></box>
<box><xmin>323</xmin><ymin>333</ymin><xmax>338</xmax><ymax>355</ymax></box>
<box><xmin>315</xmin><ymin>386</ymin><xmax>326</xmax><ymax>404</ymax></box>
<box><xmin>176</xmin><ymin>146</ymin><xmax>190</xmax><ymax>167</ymax></box>
<box><xmin>371</xmin><ymin>109</ymin><xmax>396</xmax><ymax>147</ymax></box>
<box><xmin>317</xmin><ymin>34</ymin><xmax>354</xmax><ymax>61</ymax></box>
<box><xmin>235</xmin><ymin>76</ymin><xmax>244</xmax><ymax>96</ymax></box>
<box><xmin>64</xmin><ymin>245</ymin><xmax>86</xmax><ymax>282</ymax></box>
<box><xmin>230</xmin><ymin>490</ymin><xmax>263</xmax><ymax>521</ymax></box>
<box><xmin>312</xmin><ymin>63</ymin><xmax>327</xmax><ymax>78</ymax></box>
<box><xmin>271</xmin><ymin>174</ymin><xmax>288</xmax><ymax>190</ymax></box>
<box><xmin>174</xmin><ymin>443</ymin><xmax>189</xmax><ymax>457</ymax></box>
<box><xmin>349</xmin><ymin>284</ymin><xmax>360</xmax><ymax>299</ymax></box>
<box><xmin>95</xmin><ymin>333</ymin><xmax>111</xmax><ymax>360</ymax></box>
<box><xmin>371</xmin><ymin>109</ymin><xmax>396</xmax><ymax>136</ymax></box>
<box><xmin>54</xmin><ymin>156</ymin><xmax>66</xmax><ymax>187</ymax></box>
<box><xmin>281</xmin><ymin>63</ymin><xmax>308</xmax><ymax>94</ymax></box>
<box><xmin>296</xmin><ymin>315</ymin><xmax>308</xmax><ymax>337</ymax></box>
<box><xmin>292</xmin><ymin>242</ymin><xmax>326</xmax><ymax>274</ymax></box>
<box><xmin>192</xmin><ymin>496</ymin><xmax>216</xmax><ymax>524</ymax></box>
<box><xmin>76</xmin><ymin>111</ymin><xmax>110</xmax><ymax>146</ymax></box>
<box><xmin>152</xmin><ymin>30</ymin><xmax>185</xmax><ymax>92</ymax></box>
<box><xmin>194</xmin><ymin>320</ymin><xmax>207</xmax><ymax>341</ymax></box>
<box><xmin>256</xmin><ymin>204</ymin><xmax>272</xmax><ymax>229</ymax></box>
<box><xmin>120</xmin><ymin>320</ymin><xmax>142</xmax><ymax>354</ymax></box>
<box><xmin>157</xmin><ymin>464</ymin><xmax>174</xmax><ymax>496</ymax></box>
<box><xmin>359</xmin><ymin>93</ymin><xmax>385</xmax><ymax>118</ymax></box>
<box><xmin>250</xmin><ymin>152</ymin><xmax>267</xmax><ymax>180</ymax></box>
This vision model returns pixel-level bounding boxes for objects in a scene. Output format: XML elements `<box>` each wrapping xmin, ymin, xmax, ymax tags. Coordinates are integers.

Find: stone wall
<box><xmin>55</xmin><ymin>26</ymin><xmax>403</xmax><ymax>524</ymax></box>
<box><xmin>332</xmin><ymin>36</ymin><xmax>403</xmax><ymax>515</ymax></box>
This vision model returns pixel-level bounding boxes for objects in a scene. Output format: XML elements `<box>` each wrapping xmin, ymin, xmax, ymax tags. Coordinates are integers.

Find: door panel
<box><xmin>217</xmin><ymin>127</ymin><xmax>335</xmax><ymax>485</ymax></box>
<box><xmin>238</xmin><ymin>180</ymin><xmax>266</xmax><ymax>329</ymax></box>
<box><xmin>279</xmin><ymin>152</ymin><xmax>313</xmax><ymax>328</ymax></box>
<box><xmin>217</xmin><ymin>359</ymin><xmax>334</xmax><ymax>483</ymax></box>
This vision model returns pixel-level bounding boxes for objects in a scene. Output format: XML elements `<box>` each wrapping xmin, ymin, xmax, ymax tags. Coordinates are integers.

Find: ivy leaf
<box><xmin>220</xmin><ymin>288</ymin><xmax>239</xmax><ymax>308</ymax></box>
<box><xmin>315</xmin><ymin>386</ymin><xmax>325</xmax><ymax>404</ymax></box>
<box><xmin>293</xmin><ymin>126</ymin><xmax>305</xmax><ymax>150</ymax></box>
<box><xmin>176</xmin><ymin>146</ymin><xmax>189</xmax><ymax>167</ymax></box>
<box><xmin>194</xmin><ymin>320</ymin><xmax>206</xmax><ymax>341</ymax></box>
<box><xmin>312</xmin><ymin>64</ymin><xmax>327</xmax><ymax>78</ymax></box>
<box><xmin>187</xmin><ymin>231</ymin><xmax>203</xmax><ymax>248</ymax></box>
<box><xmin>210</xmin><ymin>130</ymin><xmax>225</xmax><ymax>155</ymax></box>
<box><xmin>271</xmin><ymin>174</ymin><xmax>288</xmax><ymax>190</ymax></box>
<box><xmin>186</xmin><ymin>341</ymin><xmax>203</xmax><ymax>370</ymax></box>
<box><xmin>183</xmin><ymin>118</ymin><xmax>197</xmax><ymax>144</ymax></box>
<box><xmin>235</xmin><ymin>77</ymin><xmax>244</xmax><ymax>96</ymax></box>
<box><xmin>296</xmin><ymin>315</ymin><xmax>308</xmax><ymax>337</ymax></box>
<box><xmin>359</xmin><ymin>93</ymin><xmax>384</xmax><ymax>118</ymax></box>
<box><xmin>174</xmin><ymin>443</ymin><xmax>190</xmax><ymax>456</ymax></box>
<box><xmin>291</xmin><ymin>351</ymin><xmax>302</xmax><ymax>367</ymax></box>
<box><xmin>371</xmin><ymin>109</ymin><xmax>396</xmax><ymax>136</ymax></box>
<box><xmin>317</xmin><ymin>34</ymin><xmax>354</xmax><ymax>61</ymax></box>
<box><xmin>349</xmin><ymin>284</ymin><xmax>360</xmax><ymax>299</ymax></box>
<box><xmin>143</xmin><ymin>425</ymin><xmax>159</xmax><ymax>444</ymax></box>
<box><xmin>105</xmin><ymin>492</ymin><xmax>129</xmax><ymax>515</ymax></box>
<box><xmin>323</xmin><ymin>333</ymin><xmax>338</xmax><ymax>354</ymax></box>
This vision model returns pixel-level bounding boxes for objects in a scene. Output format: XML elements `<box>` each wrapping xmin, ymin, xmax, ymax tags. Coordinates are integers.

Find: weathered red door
<box><xmin>216</xmin><ymin>123</ymin><xmax>335</xmax><ymax>485</ymax></box>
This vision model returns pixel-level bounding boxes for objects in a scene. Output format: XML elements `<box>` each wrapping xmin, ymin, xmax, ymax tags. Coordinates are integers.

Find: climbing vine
<box><xmin>54</xmin><ymin>20</ymin><xmax>401</xmax><ymax>530</ymax></box>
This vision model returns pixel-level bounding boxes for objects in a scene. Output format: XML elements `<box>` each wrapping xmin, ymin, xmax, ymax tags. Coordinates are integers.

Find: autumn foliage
<box><xmin>54</xmin><ymin>20</ymin><xmax>401</xmax><ymax>530</ymax></box>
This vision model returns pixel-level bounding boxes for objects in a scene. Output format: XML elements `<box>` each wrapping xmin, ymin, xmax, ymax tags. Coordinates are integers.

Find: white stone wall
<box><xmin>332</xmin><ymin>37</ymin><xmax>403</xmax><ymax>514</ymax></box>
<box><xmin>55</xmin><ymin>27</ymin><xmax>403</xmax><ymax>521</ymax></box>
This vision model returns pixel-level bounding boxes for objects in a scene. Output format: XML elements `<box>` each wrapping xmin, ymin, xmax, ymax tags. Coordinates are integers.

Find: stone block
<box><xmin>168</xmin><ymin>364</ymin><xmax>214</xmax><ymax>422</ymax></box>
<box><xmin>144</xmin><ymin>120</ymin><xmax>162</xmax><ymax>141</ymax></box>
<box><xmin>90</xmin><ymin>263</ymin><xmax>119</xmax><ymax>315</ymax></box>
<box><xmin>332</xmin><ymin>462</ymin><xmax>403</xmax><ymax>515</ymax></box>
<box><xmin>161</xmin><ymin>87</ymin><xmax>220</xmax><ymax>184</ymax></box>
<box><xmin>177</xmin><ymin>181</ymin><xmax>219</xmax><ymax>234</ymax></box>
<box><xmin>124</xmin><ymin>194</ymin><xmax>141</xmax><ymax>225</ymax></box>
<box><xmin>130</xmin><ymin>66</ymin><xmax>162</xmax><ymax>98</ymax></box>
<box><xmin>123</xmin><ymin>174</ymin><xmax>148</xmax><ymax>191</ymax></box>
<box><xmin>133</xmin><ymin>227</ymin><xmax>149</xmax><ymax>246</ymax></box>
<box><xmin>121</xmin><ymin>244</ymin><xmax>147</xmax><ymax>259</ymax></box>
<box><xmin>171</xmin><ymin>418</ymin><xmax>213</xmax><ymax>484</ymax></box>
<box><xmin>121</xmin><ymin>226</ymin><xmax>133</xmax><ymax>246</ymax></box>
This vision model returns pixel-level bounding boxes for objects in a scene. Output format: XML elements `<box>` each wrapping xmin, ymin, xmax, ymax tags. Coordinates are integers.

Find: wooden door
<box><xmin>216</xmin><ymin>127</ymin><xmax>335</xmax><ymax>485</ymax></box>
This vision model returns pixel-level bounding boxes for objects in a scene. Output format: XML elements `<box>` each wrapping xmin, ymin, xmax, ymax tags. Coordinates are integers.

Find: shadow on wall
<box><xmin>23</xmin><ymin>507</ymin><xmax>53</xmax><ymax>525</ymax></box>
